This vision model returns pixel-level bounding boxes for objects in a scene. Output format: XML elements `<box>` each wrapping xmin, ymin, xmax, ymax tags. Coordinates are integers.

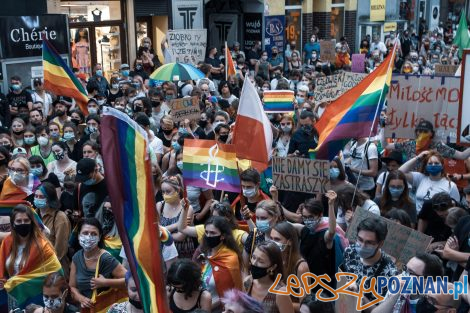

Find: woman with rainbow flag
<box><xmin>0</xmin><ymin>204</ymin><xmax>62</xmax><ymax>310</ymax></box>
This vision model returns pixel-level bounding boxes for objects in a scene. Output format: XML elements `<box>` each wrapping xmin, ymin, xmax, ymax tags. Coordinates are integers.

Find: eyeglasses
<box><xmin>8</xmin><ymin>167</ymin><xmax>26</xmax><ymax>174</ymax></box>
<box><xmin>403</xmin><ymin>265</ymin><xmax>419</xmax><ymax>276</ymax></box>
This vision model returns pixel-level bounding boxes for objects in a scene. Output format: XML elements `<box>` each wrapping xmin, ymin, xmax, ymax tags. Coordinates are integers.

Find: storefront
<box><xmin>58</xmin><ymin>0</ymin><xmax>127</xmax><ymax>79</ymax></box>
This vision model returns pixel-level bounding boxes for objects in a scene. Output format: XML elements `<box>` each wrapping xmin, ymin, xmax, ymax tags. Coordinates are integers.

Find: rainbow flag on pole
<box><xmin>262</xmin><ymin>90</ymin><xmax>295</xmax><ymax>112</ymax></box>
<box><xmin>311</xmin><ymin>43</ymin><xmax>397</xmax><ymax>160</ymax></box>
<box><xmin>100</xmin><ymin>107</ymin><xmax>168</xmax><ymax>313</ymax></box>
<box><xmin>42</xmin><ymin>38</ymin><xmax>89</xmax><ymax>115</ymax></box>
<box><xmin>183</xmin><ymin>139</ymin><xmax>241</xmax><ymax>193</ymax></box>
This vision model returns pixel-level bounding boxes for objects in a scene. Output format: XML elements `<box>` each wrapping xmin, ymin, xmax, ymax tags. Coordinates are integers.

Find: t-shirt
<box><xmin>303</xmin><ymin>42</ymin><xmax>321</xmax><ymax>62</ymax></box>
<box><xmin>246</xmin><ymin>49</ymin><xmax>260</xmax><ymax>71</ymax></box>
<box><xmin>30</xmin><ymin>145</ymin><xmax>55</xmax><ymax>166</ymax></box>
<box><xmin>349</xmin><ymin>141</ymin><xmax>378</xmax><ymax>191</ymax></box>
<box><xmin>411</xmin><ymin>172</ymin><xmax>460</xmax><ymax>213</ymax></box>
<box><xmin>72</xmin><ymin>251</ymin><xmax>119</xmax><ymax>298</ymax></box>
<box><xmin>72</xmin><ymin>179</ymin><xmax>109</xmax><ymax>217</ymax></box>
<box><xmin>204</xmin><ymin>56</ymin><xmax>223</xmax><ymax>80</ymax></box>
<box><xmin>6</xmin><ymin>90</ymin><xmax>32</xmax><ymax>109</ymax></box>
<box><xmin>417</xmin><ymin>200</ymin><xmax>452</xmax><ymax>242</ymax></box>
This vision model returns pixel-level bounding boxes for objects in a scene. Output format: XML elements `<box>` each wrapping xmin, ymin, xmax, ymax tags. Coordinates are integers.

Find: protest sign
<box><xmin>458</xmin><ymin>50</ymin><xmax>470</xmax><ymax>146</ymax></box>
<box><xmin>167</xmin><ymin>29</ymin><xmax>207</xmax><ymax>64</ymax></box>
<box><xmin>335</xmin><ymin>274</ymin><xmax>361</xmax><ymax>313</ymax></box>
<box><xmin>351</xmin><ymin>54</ymin><xmax>365</xmax><ymax>73</ymax></box>
<box><xmin>170</xmin><ymin>96</ymin><xmax>201</xmax><ymax>123</ymax></box>
<box><xmin>434</xmin><ymin>64</ymin><xmax>459</xmax><ymax>76</ymax></box>
<box><xmin>272</xmin><ymin>157</ymin><xmax>329</xmax><ymax>194</ymax></box>
<box><xmin>313</xmin><ymin>72</ymin><xmax>367</xmax><ymax>104</ymax></box>
<box><xmin>320</xmin><ymin>40</ymin><xmax>336</xmax><ymax>64</ymax></box>
<box><xmin>385</xmin><ymin>75</ymin><xmax>460</xmax><ymax>142</ymax></box>
<box><xmin>346</xmin><ymin>207</ymin><xmax>433</xmax><ymax>265</ymax></box>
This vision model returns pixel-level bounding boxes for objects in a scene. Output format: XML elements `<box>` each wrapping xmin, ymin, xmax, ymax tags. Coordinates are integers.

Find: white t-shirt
<box><xmin>32</xmin><ymin>92</ymin><xmax>53</xmax><ymax>116</ymax></box>
<box><xmin>149</xmin><ymin>131</ymin><xmax>164</xmax><ymax>155</ymax></box>
<box><xmin>350</xmin><ymin>141</ymin><xmax>378</xmax><ymax>191</ymax></box>
<box><xmin>412</xmin><ymin>172</ymin><xmax>460</xmax><ymax>213</ymax></box>
<box><xmin>337</xmin><ymin>199</ymin><xmax>380</xmax><ymax>225</ymax></box>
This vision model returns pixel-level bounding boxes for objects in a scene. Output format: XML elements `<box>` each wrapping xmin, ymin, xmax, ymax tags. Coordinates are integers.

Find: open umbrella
<box><xmin>150</xmin><ymin>62</ymin><xmax>205</xmax><ymax>81</ymax></box>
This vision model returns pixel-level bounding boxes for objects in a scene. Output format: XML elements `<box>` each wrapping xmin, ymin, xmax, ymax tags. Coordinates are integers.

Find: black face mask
<box><xmin>250</xmin><ymin>264</ymin><xmax>270</xmax><ymax>280</ymax></box>
<box><xmin>134</xmin><ymin>106</ymin><xmax>142</xmax><ymax>112</ymax></box>
<box><xmin>103</xmin><ymin>209</ymin><xmax>115</xmax><ymax>234</ymax></box>
<box><xmin>129</xmin><ymin>298</ymin><xmax>143</xmax><ymax>310</ymax></box>
<box><xmin>219</xmin><ymin>134</ymin><xmax>229</xmax><ymax>143</ymax></box>
<box><xmin>12</xmin><ymin>130</ymin><xmax>24</xmax><ymax>136</ymax></box>
<box><xmin>162</xmin><ymin>128</ymin><xmax>173</xmax><ymax>135</ymax></box>
<box><xmin>14</xmin><ymin>223</ymin><xmax>32</xmax><ymax>237</ymax></box>
<box><xmin>3</xmin><ymin>145</ymin><xmax>11</xmax><ymax>151</ymax></box>
<box><xmin>151</xmin><ymin>101</ymin><xmax>161</xmax><ymax>108</ymax></box>
<box><xmin>416</xmin><ymin>297</ymin><xmax>437</xmax><ymax>313</ymax></box>
<box><xmin>71</xmin><ymin>118</ymin><xmax>81</xmax><ymax>126</ymax></box>
<box><xmin>198</xmin><ymin>120</ymin><xmax>208</xmax><ymax>128</ymax></box>
<box><xmin>205</xmin><ymin>235</ymin><xmax>221</xmax><ymax>248</ymax></box>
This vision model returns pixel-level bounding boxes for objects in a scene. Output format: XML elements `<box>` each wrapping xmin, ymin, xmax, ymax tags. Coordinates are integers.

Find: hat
<box><xmin>120</xmin><ymin>64</ymin><xmax>130</xmax><ymax>70</ymax></box>
<box><xmin>75</xmin><ymin>158</ymin><xmax>97</xmax><ymax>182</ymax></box>
<box><xmin>12</xmin><ymin>147</ymin><xmax>27</xmax><ymax>156</ymax></box>
<box><xmin>415</xmin><ymin>120</ymin><xmax>434</xmax><ymax>132</ymax></box>
<box><xmin>53</xmin><ymin>96</ymin><xmax>73</xmax><ymax>106</ymax></box>
<box><xmin>381</xmin><ymin>150</ymin><xmax>404</xmax><ymax>165</ymax></box>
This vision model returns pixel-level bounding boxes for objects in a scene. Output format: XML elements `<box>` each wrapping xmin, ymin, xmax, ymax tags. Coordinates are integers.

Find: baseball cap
<box><xmin>75</xmin><ymin>158</ymin><xmax>97</xmax><ymax>182</ymax></box>
<box><xmin>120</xmin><ymin>64</ymin><xmax>130</xmax><ymax>70</ymax></box>
<box><xmin>53</xmin><ymin>96</ymin><xmax>73</xmax><ymax>106</ymax></box>
<box><xmin>415</xmin><ymin>120</ymin><xmax>434</xmax><ymax>132</ymax></box>
<box><xmin>12</xmin><ymin>147</ymin><xmax>27</xmax><ymax>156</ymax></box>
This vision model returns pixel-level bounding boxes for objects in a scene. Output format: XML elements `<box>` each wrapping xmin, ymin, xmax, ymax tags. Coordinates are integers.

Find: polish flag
<box><xmin>233</xmin><ymin>78</ymin><xmax>273</xmax><ymax>170</ymax></box>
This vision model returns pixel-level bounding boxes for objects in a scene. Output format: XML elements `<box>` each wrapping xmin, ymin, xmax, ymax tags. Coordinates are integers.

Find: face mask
<box><xmin>31</xmin><ymin>167</ymin><xmax>43</xmax><ymax>177</ymax></box>
<box><xmin>272</xmin><ymin>52</ymin><xmax>278</xmax><ymax>57</ymax></box>
<box><xmin>63</xmin><ymin>132</ymin><xmax>75</xmax><ymax>141</ymax></box>
<box><xmin>165</xmin><ymin>95</ymin><xmax>175</xmax><ymax>102</ymax></box>
<box><xmin>14</xmin><ymin>223</ymin><xmax>32</xmax><ymax>237</ymax></box>
<box><xmin>390</xmin><ymin>34</ymin><xmax>396</xmax><ymax>40</ymax></box>
<box><xmin>71</xmin><ymin>118</ymin><xmax>81</xmax><ymax>126</ymax></box>
<box><xmin>302</xmin><ymin>124</ymin><xmax>313</xmax><ymax>134</ymax></box>
<box><xmin>355</xmin><ymin>243</ymin><xmax>378</xmax><ymax>259</ymax></box>
<box><xmin>134</xmin><ymin>106</ymin><xmax>142</xmax><ymax>112</ymax></box>
<box><xmin>2</xmin><ymin>144</ymin><xmax>11</xmax><ymax>151</ymax></box>
<box><xmin>198</xmin><ymin>120</ymin><xmax>208</xmax><ymax>128</ymax></box>
<box><xmin>34</xmin><ymin>198</ymin><xmax>48</xmax><ymax>209</ymax></box>
<box><xmin>86</xmin><ymin>126</ymin><xmax>98</xmax><ymax>134</ymax></box>
<box><xmin>296</xmin><ymin>96</ymin><xmax>305</xmax><ymax>105</ymax></box>
<box><xmin>83</xmin><ymin>178</ymin><xmax>96</xmax><ymax>186</ymax></box>
<box><xmin>43</xmin><ymin>294</ymin><xmax>64</xmax><ymax>311</ymax></box>
<box><xmin>329</xmin><ymin>168</ymin><xmax>340</xmax><ymax>179</ymax></box>
<box><xmin>50</xmin><ymin>132</ymin><xmax>60</xmax><ymax>139</ymax></box>
<box><xmin>250</xmin><ymin>264</ymin><xmax>270</xmax><ymax>279</ymax></box>
<box><xmin>205</xmin><ymin>235</ymin><xmax>222</xmax><ymax>248</ymax></box>
<box><xmin>311</xmin><ymin>53</ymin><xmax>317</xmax><ymax>60</ymax></box>
<box><xmin>379</xmin><ymin>117</ymin><xmax>386</xmax><ymax>127</ymax></box>
<box><xmin>242</xmin><ymin>187</ymin><xmax>257</xmax><ymax>198</ymax></box>
<box><xmin>171</xmin><ymin>141</ymin><xmax>181</xmax><ymax>152</ymax></box>
<box><xmin>24</xmin><ymin>137</ymin><xmax>36</xmax><ymax>145</ymax></box>
<box><xmin>112</xmin><ymin>83</ymin><xmax>119</xmax><ymax>89</ymax></box>
<box><xmin>162</xmin><ymin>128</ymin><xmax>173</xmax><ymax>135</ymax></box>
<box><xmin>261</xmin><ymin>56</ymin><xmax>268</xmax><ymax>61</ymax></box>
<box><xmin>11</xmin><ymin>84</ymin><xmax>21</xmax><ymax>91</ymax></box>
<box><xmin>311</xmin><ymin>37</ymin><xmax>316</xmax><ymax>43</ymax></box>
<box><xmin>163</xmin><ymin>191</ymin><xmax>180</xmax><ymax>204</ymax></box>
<box><xmin>303</xmin><ymin>217</ymin><xmax>321</xmax><ymax>231</ymax></box>
<box><xmin>426</xmin><ymin>164</ymin><xmax>443</xmax><ymax>176</ymax></box>
<box><xmin>88</xmin><ymin>107</ymin><xmax>98</xmax><ymax>115</ymax></box>
<box><xmin>12</xmin><ymin>129</ymin><xmax>24</xmax><ymax>136</ymax></box>
<box><xmin>96</xmin><ymin>70</ymin><xmax>103</xmax><ymax>77</ymax></box>
<box><xmin>136</xmin><ymin>65</ymin><xmax>143</xmax><ymax>71</ymax></box>
<box><xmin>416</xmin><ymin>296</ymin><xmax>437</xmax><ymax>313</ymax></box>
<box><xmin>176</xmin><ymin>161</ymin><xmax>184</xmax><ymax>171</ymax></box>
<box><xmin>79</xmin><ymin>234</ymin><xmax>99</xmax><ymax>251</ymax></box>
<box><xmin>53</xmin><ymin>151</ymin><xmax>65</xmax><ymax>161</ymax></box>
<box><xmin>9</xmin><ymin>171</ymin><xmax>26</xmax><ymax>184</ymax></box>
<box><xmin>97</xmin><ymin>99</ymin><xmax>106</xmax><ymax>106</ymax></box>
<box><xmin>219</xmin><ymin>134</ymin><xmax>229</xmax><ymax>143</ymax></box>
<box><xmin>271</xmin><ymin>240</ymin><xmax>287</xmax><ymax>252</ymax></box>
<box><xmin>151</xmin><ymin>100</ymin><xmax>161</xmax><ymax>108</ymax></box>
<box><xmin>281</xmin><ymin>125</ymin><xmax>292</xmax><ymax>133</ymax></box>
<box><xmin>122</xmin><ymin>70</ymin><xmax>130</xmax><ymax>77</ymax></box>
<box><xmin>275</xmin><ymin>73</ymin><xmax>282</xmax><ymax>79</ymax></box>
<box><xmin>389</xmin><ymin>186</ymin><xmax>404</xmax><ymax>199</ymax></box>
<box><xmin>129</xmin><ymin>298</ymin><xmax>143</xmax><ymax>310</ymax></box>
<box><xmin>256</xmin><ymin>219</ymin><xmax>271</xmax><ymax>233</ymax></box>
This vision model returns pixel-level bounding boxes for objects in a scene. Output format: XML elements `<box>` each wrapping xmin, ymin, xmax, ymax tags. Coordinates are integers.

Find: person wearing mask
<box><xmin>135</xmin><ymin>113</ymin><xmax>163</xmax><ymax>165</ymax></box>
<box><xmin>23</xmin><ymin>126</ymin><xmax>37</xmax><ymax>156</ymax></box>
<box><xmin>268</xmin><ymin>47</ymin><xmax>284</xmax><ymax>78</ymax></box>
<box><xmin>86</xmin><ymin>98</ymin><xmax>100</xmax><ymax>116</ymax></box>
<box><xmin>48</xmin><ymin>122</ymin><xmax>62</xmax><ymax>145</ymax></box>
<box><xmin>0</xmin><ymin>204</ymin><xmax>62</xmax><ymax>310</ymax></box>
<box><xmin>73</xmin><ymin>158</ymin><xmax>108</xmax><ymax>218</ymax></box>
<box><xmin>70</xmin><ymin>109</ymin><xmax>85</xmax><ymax>128</ymax></box>
<box><xmin>30</xmin><ymin>126</ymin><xmax>55</xmax><ymax>166</ymax></box>
<box><xmin>375</xmin><ymin>151</ymin><xmax>403</xmax><ymax>198</ymax></box>
<box><xmin>69</xmin><ymin>218</ymin><xmax>126</xmax><ymax>310</ymax></box>
<box><xmin>214</xmin><ymin>124</ymin><xmax>230</xmax><ymax>145</ymax></box>
<box><xmin>417</xmin><ymin>192</ymin><xmax>454</xmax><ymax>246</ymax></box>
<box><xmin>327</xmin><ymin>157</ymin><xmax>350</xmax><ymax>190</ymax></box>
<box><xmin>119</xmin><ymin>64</ymin><xmax>132</xmax><ymax>84</ymax></box>
<box><xmin>342</xmin><ymin>217</ymin><xmax>398</xmax><ymax>312</ymax></box>
<box><xmin>10</xmin><ymin>117</ymin><xmax>26</xmax><ymax>148</ymax></box>
<box><xmin>245</xmin><ymin>241</ymin><xmax>293</xmax><ymax>313</ymax></box>
<box><xmin>130</xmin><ymin>59</ymin><xmax>150</xmax><ymax>81</ymax></box>
<box><xmin>108</xmin><ymin>76</ymin><xmax>123</xmax><ymax>106</ymax></box>
<box><xmin>62</xmin><ymin>122</ymin><xmax>82</xmax><ymax>162</ymax></box>
<box><xmin>29</xmin><ymin>155</ymin><xmax>61</xmax><ymax>196</ymax></box>
<box><xmin>399</xmin><ymin>150</ymin><xmax>460</xmax><ymax>213</ymax></box>
<box><xmin>138</xmin><ymin>37</ymin><xmax>161</xmax><ymax>74</ymax></box>
<box><xmin>166</xmin><ymin>259</ymin><xmax>212</xmax><ymax>313</ymax></box>
<box><xmin>275</xmin><ymin>114</ymin><xmax>294</xmax><ymax>158</ymax></box>
<box><xmin>255</xmin><ymin>51</ymin><xmax>270</xmax><ymax>81</ymax></box>
<box><xmin>148</xmin><ymin>89</ymin><xmax>168</xmax><ymax>132</ymax></box>
<box><xmin>7</xmin><ymin>75</ymin><xmax>33</xmax><ymax>121</ymax></box>
<box><xmin>35</xmin><ymin>182</ymin><xmax>71</xmax><ymax>277</ymax></box>
<box><xmin>221</xmin><ymin>288</ymin><xmax>264</xmax><ymax>313</ymax></box>
<box><xmin>41</xmin><ymin>272</ymin><xmax>78</xmax><ymax>313</ymax></box>
<box><xmin>157</xmin><ymin>115</ymin><xmax>176</xmax><ymax>153</ymax></box>
<box><xmin>47</xmin><ymin>141</ymin><xmax>77</xmax><ymax>186</ymax></box>
<box><xmin>0</xmin><ymin>157</ymin><xmax>39</xmax><ymax>201</ymax></box>
<box><xmin>31</xmin><ymin>78</ymin><xmax>53</xmax><ymax>117</ymax></box>
<box><xmin>288</xmin><ymin>110</ymin><xmax>318</xmax><ymax>158</ymax></box>
<box><xmin>288</xmin><ymin>51</ymin><xmax>302</xmax><ymax>73</ymax></box>
<box><xmin>303</xmin><ymin>34</ymin><xmax>321</xmax><ymax>64</ymax></box>
<box><xmin>107</xmin><ymin>271</ymin><xmax>146</xmax><ymax>313</ymax></box>
<box><xmin>87</xmin><ymin>63</ymin><xmax>109</xmax><ymax>96</ymax></box>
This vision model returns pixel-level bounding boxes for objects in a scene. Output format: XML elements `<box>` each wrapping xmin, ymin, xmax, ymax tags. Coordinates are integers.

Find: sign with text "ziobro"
<box><xmin>272</xmin><ymin>157</ymin><xmax>329</xmax><ymax>194</ymax></box>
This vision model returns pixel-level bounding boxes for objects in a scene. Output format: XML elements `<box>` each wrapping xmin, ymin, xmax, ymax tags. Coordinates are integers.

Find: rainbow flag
<box><xmin>104</xmin><ymin>235</ymin><xmax>123</xmax><ymax>261</ymax></box>
<box><xmin>225</xmin><ymin>42</ymin><xmax>237</xmax><ymax>79</ymax></box>
<box><xmin>263</xmin><ymin>90</ymin><xmax>295</xmax><ymax>112</ymax></box>
<box><xmin>183</xmin><ymin>139</ymin><xmax>241</xmax><ymax>193</ymax></box>
<box><xmin>0</xmin><ymin>200</ymin><xmax>47</xmax><ymax>232</ymax></box>
<box><xmin>0</xmin><ymin>235</ymin><xmax>62</xmax><ymax>308</ymax></box>
<box><xmin>100</xmin><ymin>107</ymin><xmax>168</xmax><ymax>313</ymax></box>
<box><xmin>42</xmin><ymin>39</ymin><xmax>89</xmax><ymax>115</ymax></box>
<box><xmin>311</xmin><ymin>44</ymin><xmax>397</xmax><ymax>160</ymax></box>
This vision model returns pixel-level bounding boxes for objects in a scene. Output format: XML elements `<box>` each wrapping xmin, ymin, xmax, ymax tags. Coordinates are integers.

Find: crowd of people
<box><xmin>0</xmin><ymin>24</ymin><xmax>468</xmax><ymax>313</ymax></box>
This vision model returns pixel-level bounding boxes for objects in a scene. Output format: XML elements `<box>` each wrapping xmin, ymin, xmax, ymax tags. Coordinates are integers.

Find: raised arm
<box><xmin>324</xmin><ymin>190</ymin><xmax>337</xmax><ymax>247</ymax></box>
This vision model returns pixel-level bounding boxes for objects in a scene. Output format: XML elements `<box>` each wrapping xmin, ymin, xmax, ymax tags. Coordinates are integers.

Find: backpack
<box><xmin>350</xmin><ymin>139</ymin><xmax>383</xmax><ymax>174</ymax></box>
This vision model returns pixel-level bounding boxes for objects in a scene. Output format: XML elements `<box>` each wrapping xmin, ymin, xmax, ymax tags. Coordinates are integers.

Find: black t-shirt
<box><xmin>417</xmin><ymin>200</ymin><xmax>452</xmax><ymax>242</ymax></box>
<box><xmin>288</xmin><ymin>129</ymin><xmax>318</xmax><ymax>157</ymax></box>
<box><xmin>42</xmin><ymin>173</ymin><xmax>61</xmax><ymax>189</ymax></box>
<box><xmin>72</xmin><ymin>179</ymin><xmax>108</xmax><ymax>217</ymax></box>
<box><xmin>204</xmin><ymin>57</ymin><xmax>223</xmax><ymax>80</ymax></box>
<box><xmin>246</xmin><ymin>49</ymin><xmax>260</xmax><ymax>71</ymax></box>
<box><xmin>157</xmin><ymin>131</ymin><xmax>172</xmax><ymax>148</ymax></box>
<box><xmin>6</xmin><ymin>90</ymin><xmax>32</xmax><ymax>109</ymax></box>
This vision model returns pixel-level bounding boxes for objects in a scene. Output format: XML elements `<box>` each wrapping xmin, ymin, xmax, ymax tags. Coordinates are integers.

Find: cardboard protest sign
<box><xmin>385</xmin><ymin>75</ymin><xmax>460</xmax><ymax>143</ymax></box>
<box><xmin>458</xmin><ymin>51</ymin><xmax>470</xmax><ymax>146</ymax></box>
<box><xmin>313</xmin><ymin>72</ymin><xmax>366</xmax><ymax>104</ymax></box>
<box><xmin>351</xmin><ymin>54</ymin><xmax>365</xmax><ymax>73</ymax></box>
<box><xmin>335</xmin><ymin>274</ymin><xmax>361</xmax><ymax>313</ymax></box>
<box><xmin>167</xmin><ymin>29</ymin><xmax>207</xmax><ymax>64</ymax></box>
<box><xmin>320</xmin><ymin>40</ymin><xmax>336</xmax><ymax>64</ymax></box>
<box><xmin>170</xmin><ymin>96</ymin><xmax>201</xmax><ymax>123</ymax></box>
<box><xmin>434</xmin><ymin>64</ymin><xmax>459</xmax><ymax>76</ymax></box>
<box><xmin>272</xmin><ymin>157</ymin><xmax>329</xmax><ymax>194</ymax></box>
<box><xmin>346</xmin><ymin>207</ymin><xmax>433</xmax><ymax>265</ymax></box>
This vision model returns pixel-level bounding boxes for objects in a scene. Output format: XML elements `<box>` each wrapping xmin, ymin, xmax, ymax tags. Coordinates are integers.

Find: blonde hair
<box><xmin>256</xmin><ymin>200</ymin><xmax>284</xmax><ymax>222</ymax></box>
<box><xmin>9</xmin><ymin>157</ymin><xmax>31</xmax><ymax>173</ymax></box>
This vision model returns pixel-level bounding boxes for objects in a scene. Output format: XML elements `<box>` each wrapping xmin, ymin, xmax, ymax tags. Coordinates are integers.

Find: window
<box><xmin>285</xmin><ymin>8</ymin><xmax>302</xmax><ymax>52</ymax></box>
<box><xmin>60</xmin><ymin>1</ymin><xmax>122</xmax><ymax>23</ymax></box>
<box><xmin>331</xmin><ymin>6</ymin><xmax>345</xmax><ymax>41</ymax></box>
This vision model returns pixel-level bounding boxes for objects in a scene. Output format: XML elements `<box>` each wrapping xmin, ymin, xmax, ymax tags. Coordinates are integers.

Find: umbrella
<box><xmin>150</xmin><ymin>62</ymin><xmax>205</xmax><ymax>81</ymax></box>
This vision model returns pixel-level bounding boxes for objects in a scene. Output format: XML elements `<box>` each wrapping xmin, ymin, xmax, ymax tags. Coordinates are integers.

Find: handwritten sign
<box><xmin>346</xmin><ymin>207</ymin><xmax>433</xmax><ymax>265</ymax></box>
<box><xmin>170</xmin><ymin>96</ymin><xmax>201</xmax><ymax>123</ymax></box>
<box><xmin>335</xmin><ymin>274</ymin><xmax>361</xmax><ymax>313</ymax></box>
<box><xmin>385</xmin><ymin>75</ymin><xmax>460</xmax><ymax>143</ymax></box>
<box><xmin>313</xmin><ymin>72</ymin><xmax>367</xmax><ymax>104</ymax></box>
<box><xmin>320</xmin><ymin>40</ymin><xmax>336</xmax><ymax>64</ymax></box>
<box><xmin>351</xmin><ymin>54</ymin><xmax>365</xmax><ymax>73</ymax></box>
<box><xmin>167</xmin><ymin>29</ymin><xmax>207</xmax><ymax>64</ymax></box>
<box><xmin>434</xmin><ymin>64</ymin><xmax>459</xmax><ymax>76</ymax></box>
<box><xmin>272</xmin><ymin>157</ymin><xmax>329</xmax><ymax>194</ymax></box>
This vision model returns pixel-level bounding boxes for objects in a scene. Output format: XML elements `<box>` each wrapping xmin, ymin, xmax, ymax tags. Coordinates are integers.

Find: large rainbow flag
<box><xmin>311</xmin><ymin>44</ymin><xmax>397</xmax><ymax>160</ymax></box>
<box><xmin>263</xmin><ymin>90</ymin><xmax>295</xmax><ymax>112</ymax></box>
<box><xmin>100</xmin><ymin>107</ymin><xmax>168</xmax><ymax>313</ymax></box>
<box><xmin>42</xmin><ymin>38</ymin><xmax>89</xmax><ymax>115</ymax></box>
<box><xmin>0</xmin><ymin>200</ymin><xmax>48</xmax><ymax>233</ymax></box>
<box><xmin>183</xmin><ymin>139</ymin><xmax>241</xmax><ymax>193</ymax></box>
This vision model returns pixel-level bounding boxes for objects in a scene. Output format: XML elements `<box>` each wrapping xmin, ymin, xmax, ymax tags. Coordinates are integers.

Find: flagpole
<box><xmin>350</xmin><ymin>39</ymin><xmax>398</xmax><ymax>207</ymax></box>
<box><xmin>225</xmin><ymin>41</ymin><xmax>228</xmax><ymax>81</ymax></box>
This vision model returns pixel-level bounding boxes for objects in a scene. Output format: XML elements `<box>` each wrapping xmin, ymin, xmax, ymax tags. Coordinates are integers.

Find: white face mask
<box><xmin>79</xmin><ymin>234</ymin><xmax>99</xmax><ymax>251</ymax></box>
<box><xmin>37</xmin><ymin>136</ymin><xmax>49</xmax><ymax>146</ymax></box>
<box><xmin>242</xmin><ymin>187</ymin><xmax>257</xmax><ymax>198</ymax></box>
<box><xmin>43</xmin><ymin>291</ymin><xmax>65</xmax><ymax>310</ymax></box>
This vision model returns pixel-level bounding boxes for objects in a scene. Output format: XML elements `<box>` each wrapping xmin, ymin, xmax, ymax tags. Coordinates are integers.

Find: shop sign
<box><xmin>264</xmin><ymin>15</ymin><xmax>285</xmax><ymax>57</ymax></box>
<box><xmin>172</xmin><ymin>0</ymin><xmax>203</xmax><ymax>29</ymax></box>
<box><xmin>243</xmin><ymin>13</ymin><xmax>262</xmax><ymax>51</ymax></box>
<box><xmin>383</xmin><ymin>22</ymin><xmax>397</xmax><ymax>32</ymax></box>
<box><xmin>370</xmin><ymin>0</ymin><xmax>386</xmax><ymax>22</ymax></box>
<box><xmin>0</xmin><ymin>15</ymin><xmax>69</xmax><ymax>59</ymax></box>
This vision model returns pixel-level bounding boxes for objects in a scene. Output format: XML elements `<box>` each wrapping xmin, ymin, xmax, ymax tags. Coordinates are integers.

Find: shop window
<box><xmin>331</xmin><ymin>6</ymin><xmax>345</xmax><ymax>41</ymax></box>
<box><xmin>285</xmin><ymin>0</ymin><xmax>301</xmax><ymax>5</ymax></box>
<box><xmin>95</xmin><ymin>26</ymin><xmax>122</xmax><ymax>76</ymax></box>
<box><xmin>71</xmin><ymin>28</ymin><xmax>92</xmax><ymax>76</ymax></box>
<box><xmin>285</xmin><ymin>8</ymin><xmax>302</xmax><ymax>52</ymax></box>
<box><xmin>60</xmin><ymin>1</ymin><xmax>121</xmax><ymax>23</ymax></box>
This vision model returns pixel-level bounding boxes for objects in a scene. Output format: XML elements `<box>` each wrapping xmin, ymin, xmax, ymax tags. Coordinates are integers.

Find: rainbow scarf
<box><xmin>42</xmin><ymin>38</ymin><xmax>89</xmax><ymax>115</ymax></box>
<box><xmin>0</xmin><ymin>235</ymin><xmax>62</xmax><ymax>308</ymax></box>
<box><xmin>204</xmin><ymin>246</ymin><xmax>242</xmax><ymax>297</ymax></box>
<box><xmin>0</xmin><ymin>175</ymin><xmax>40</xmax><ymax>201</ymax></box>
<box><xmin>100</xmin><ymin>107</ymin><xmax>169</xmax><ymax>313</ymax></box>
<box><xmin>262</xmin><ymin>90</ymin><xmax>295</xmax><ymax>113</ymax></box>
<box><xmin>312</xmin><ymin>43</ymin><xmax>397</xmax><ymax>160</ymax></box>
<box><xmin>0</xmin><ymin>200</ymin><xmax>48</xmax><ymax>233</ymax></box>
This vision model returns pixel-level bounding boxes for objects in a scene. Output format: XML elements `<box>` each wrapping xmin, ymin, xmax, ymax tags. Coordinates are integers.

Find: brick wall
<box><xmin>312</xmin><ymin>12</ymin><xmax>331</xmax><ymax>40</ymax></box>
<box><xmin>345</xmin><ymin>10</ymin><xmax>357</xmax><ymax>53</ymax></box>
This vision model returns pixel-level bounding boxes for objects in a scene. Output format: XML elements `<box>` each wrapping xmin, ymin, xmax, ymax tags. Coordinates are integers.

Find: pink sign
<box><xmin>351</xmin><ymin>54</ymin><xmax>365</xmax><ymax>73</ymax></box>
